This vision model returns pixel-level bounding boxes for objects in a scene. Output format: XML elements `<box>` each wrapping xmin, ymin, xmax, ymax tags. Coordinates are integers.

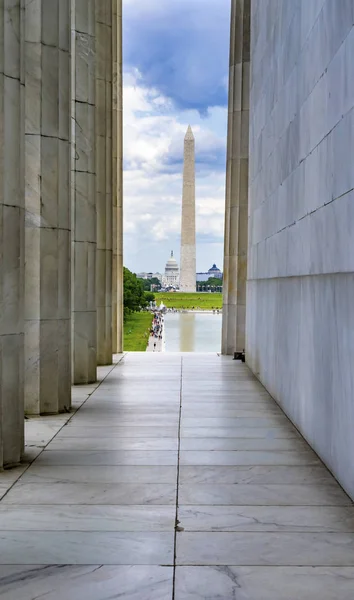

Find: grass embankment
<box><xmin>156</xmin><ymin>292</ymin><xmax>222</xmax><ymax>310</ymax></box>
<box><xmin>123</xmin><ymin>312</ymin><xmax>153</xmax><ymax>351</ymax></box>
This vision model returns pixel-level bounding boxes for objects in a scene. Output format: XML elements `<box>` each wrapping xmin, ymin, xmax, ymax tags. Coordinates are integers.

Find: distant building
<box><xmin>196</xmin><ymin>263</ymin><xmax>223</xmax><ymax>282</ymax></box>
<box><xmin>208</xmin><ymin>264</ymin><xmax>222</xmax><ymax>279</ymax></box>
<box><xmin>196</xmin><ymin>272</ymin><xmax>209</xmax><ymax>282</ymax></box>
<box><xmin>162</xmin><ymin>251</ymin><xmax>180</xmax><ymax>288</ymax></box>
<box><xmin>137</xmin><ymin>272</ymin><xmax>162</xmax><ymax>282</ymax></box>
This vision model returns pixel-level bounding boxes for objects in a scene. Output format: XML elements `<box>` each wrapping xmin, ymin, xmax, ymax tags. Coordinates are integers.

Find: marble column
<box><xmin>0</xmin><ymin>0</ymin><xmax>25</xmax><ymax>467</ymax></box>
<box><xmin>112</xmin><ymin>0</ymin><xmax>123</xmax><ymax>354</ymax></box>
<box><xmin>71</xmin><ymin>0</ymin><xmax>97</xmax><ymax>384</ymax></box>
<box><xmin>96</xmin><ymin>0</ymin><xmax>113</xmax><ymax>365</ymax></box>
<box><xmin>222</xmin><ymin>0</ymin><xmax>250</xmax><ymax>355</ymax></box>
<box><xmin>24</xmin><ymin>0</ymin><xmax>72</xmax><ymax>414</ymax></box>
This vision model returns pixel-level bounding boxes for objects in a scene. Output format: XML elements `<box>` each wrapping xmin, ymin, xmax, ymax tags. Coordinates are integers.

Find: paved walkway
<box><xmin>0</xmin><ymin>353</ymin><xmax>354</xmax><ymax>598</ymax></box>
<box><xmin>146</xmin><ymin>315</ymin><xmax>165</xmax><ymax>352</ymax></box>
<box><xmin>146</xmin><ymin>333</ymin><xmax>164</xmax><ymax>352</ymax></box>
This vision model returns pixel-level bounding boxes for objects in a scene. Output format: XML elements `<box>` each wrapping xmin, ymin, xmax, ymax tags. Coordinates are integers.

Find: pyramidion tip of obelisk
<box><xmin>185</xmin><ymin>124</ymin><xmax>195</xmax><ymax>140</ymax></box>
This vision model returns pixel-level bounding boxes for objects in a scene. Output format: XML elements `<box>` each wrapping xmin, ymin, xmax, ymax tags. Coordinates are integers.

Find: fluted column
<box><xmin>221</xmin><ymin>1</ymin><xmax>234</xmax><ymax>354</ymax></box>
<box><xmin>112</xmin><ymin>0</ymin><xmax>123</xmax><ymax>354</ymax></box>
<box><xmin>71</xmin><ymin>0</ymin><xmax>97</xmax><ymax>383</ymax></box>
<box><xmin>222</xmin><ymin>0</ymin><xmax>250</xmax><ymax>355</ymax></box>
<box><xmin>0</xmin><ymin>0</ymin><xmax>25</xmax><ymax>467</ymax></box>
<box><xmin>24</xmin><ymin>0</ymin><xmax>72</xmax><ymax>413</ymax></box>
<box><xmin>96</xmin><ymin>0</ymin><xmax>113</xmax><ymax>365</ymax></box>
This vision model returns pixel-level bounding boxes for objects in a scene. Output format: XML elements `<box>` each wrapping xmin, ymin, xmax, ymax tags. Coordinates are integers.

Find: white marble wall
<box><xmin>96</xmin><ymin>0</ymin><xmax>113</xmax><ymax>365</ymax></box>
<box><xmin>112</xmin><ymin>0</ymin><xmax>123</xmax><ymax>354</ymax></box>
<box><xmin>222</xmin><ymin>0</ymin><xmax>250</xmax><ymax>356</ymax></box>
<box><xmin>0</xmin><ymin>0</ymin><xmax>25</xmax><ymax>467</ymax></box>
<box><xmin>180</xmin><ymin>127</ymin><xmax>196</xmax><ymax>293</ymax></box>
<box><xmin>0</xmin><ymin>0</ymin><xmax>123</xmax><ymax>464</ymax></box>
<box><xmin>71</xmin><ymin>0</ymin><xmax>97</xmax><ymax>384</ymax></box>
<box><xmin>247</xmin><ymin>0</ymin><xmax>354</xmax><ymax>499</ymax></box>
<box><xmin>24</xmin><ymin>0</ymin><xmax>72</xmax><ymax>414</ymax></box>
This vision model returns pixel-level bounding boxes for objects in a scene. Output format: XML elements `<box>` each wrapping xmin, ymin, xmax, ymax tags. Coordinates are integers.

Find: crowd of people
<box><xmin>150</xmin><ymin>312</ymin><xmax>164</xmax><ymax>351</ymax></box>
<box><xmin>166</xmin><ymin>307</ymin><xmax>221</xmax><ymax>313</ymax></box>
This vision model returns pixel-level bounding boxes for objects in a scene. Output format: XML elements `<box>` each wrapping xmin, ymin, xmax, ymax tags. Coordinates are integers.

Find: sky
<box><xmin>123</xmin><ymin>0</ymin><xmax>231</xmax><ymax>274</ymax></box>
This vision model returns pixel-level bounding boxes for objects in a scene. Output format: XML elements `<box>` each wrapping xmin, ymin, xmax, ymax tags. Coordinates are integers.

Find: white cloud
<box><xmin>123</xmin><ymin>69</ymin><xmax>227</xmax><ymax>273</ymax></box>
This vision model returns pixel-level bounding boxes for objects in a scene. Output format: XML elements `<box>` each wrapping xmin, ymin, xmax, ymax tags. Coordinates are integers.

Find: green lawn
<box><xmin>156</xmin><ymin>292</ymin><xmax>222</xmax><ymax>310</ymax></box>
<box><xmin>123</xmin><ymin>312</ymin><xmax>153</xmax><ymax>351</ymax></box>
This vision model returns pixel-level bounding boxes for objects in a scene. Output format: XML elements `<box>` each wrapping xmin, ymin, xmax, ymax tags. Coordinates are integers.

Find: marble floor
<box><xmin>0</xmin><ymin>353</ymin><xmax>354</xmax><ymax>598</ymax></box>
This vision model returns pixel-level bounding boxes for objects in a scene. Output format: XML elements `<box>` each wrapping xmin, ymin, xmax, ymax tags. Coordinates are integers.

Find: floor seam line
<box><xmin>172</xmin><ymin>356</ymin><xmax>183</xmax><ymax>598</ymax></box>
<box><xmin>0</xmin><ymin>357</ymin><xmax>126</xmax><ymax>503</ymax></box>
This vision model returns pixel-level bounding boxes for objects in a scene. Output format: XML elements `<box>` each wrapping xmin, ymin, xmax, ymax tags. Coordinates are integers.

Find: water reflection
<box><xmin>164</xmin><ymin>313</ymin><xmax>222</xmax><ymax>352</ymax></box>
<box><xmin>179</xmin><ymin>313</ymin><xmax>196</xmax><ymax>352</ymax></box>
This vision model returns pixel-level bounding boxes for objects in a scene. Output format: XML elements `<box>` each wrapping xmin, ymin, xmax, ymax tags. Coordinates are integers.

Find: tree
<box><xmin>197</xmin><ymin>276</ymin><xmax>223</xmax><ymax>291</ymax></box>
<box><xmin>144</xmin><ymin>291</ymin><xmax>155</xmax><ymax>303</ymax></box>
<box><xmin>150</xmin><ymin>277</ymin><xmax>161</xmax><ymax>287</ymax></box>
<box><xmin>123</xmin><ymin>267</ymin><xmax>148</xmax><ymax>318</ymax></box>
<box><xmin>138</xmin><ymin>277</ymin><xmax>161</xmax><ymax>291</ymax></box>
<box><xmin>206</xmin><ymin>276</ymin><xmax>223</xmax><ymax>286</ymax></box>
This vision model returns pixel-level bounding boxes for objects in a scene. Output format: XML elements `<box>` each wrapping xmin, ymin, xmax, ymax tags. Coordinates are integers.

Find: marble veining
<box><xmin>178</xmin><ymin>483</ymin><xmax>351</xmax><ymax>506</ymax></box>
<box><xmin>19</xmin><ymin>465</ymin><xmax>178</xmax><ymax>484</ymax></box>
<box><xmin>180</xmin><ymin>426</ymin><xmax>300</xmax><ymax>439</ymax></box>
<box><xmin>57</xmin><ymin>425</ymin><xmax>179</xmax><ymax>437</ymax></box>
<box><xmin>176</xmin><ymin>532</ymin><xmax>354</xmax><ymax>566</ymax></box>
<box><xmin>1</xmin><ymin>353</ymin><xmax>354</xmax><ymax>599</ymax></box>
<box><xmin>0</xmin><ymin>505</ymin><xmax>175</xmax><ymax>531</ymax></box>
<box><xmin>175</xmin><ymin>566</ymin><xmax>354</xmax><ymax>600</ymax></box>
<box><xmin>180</xmin><ymin>437</ymin><xmax>307</xmax><ymax>451</ymax></box>
<box><xmin>246</xmin><ymin>0</ymin><xmax>354</xmax><ymax>503</ymax></box>
<box><xmin>179</xmin><ymin>465</ymin><xmax>335</xmax><ymax>484</ymax></box>
<box><xmin>0</xmin><ymin>565</ymin><xmax>173</xmax><ymax>600</ymax></box>
<box><xmin>178</xmin><ymin>505</ymin><xmax>354</xmax><ymax>532</ymax></box>
<box><xmin>48</xmin><ymin>436</ymin><xmax>178</xmax><ymax>451</ymax></box>
<box><xmin>179</xmin><ymin>450</ymin><xmax>320</xmax><ymax>467</ymax></box>
<box><xmin>35</xmin><ymin>449</ymin><xmax>178</xmax><ymax>466</ymax></box>
<box><xmin>0</xmin><ymin>531</ymin><xmax>174</xmax><ymax>564</ymax></box>
<box><xmin>2</xmin><ymin>482</ymin><xmax>177</xmax><ymax>505</ymax></box>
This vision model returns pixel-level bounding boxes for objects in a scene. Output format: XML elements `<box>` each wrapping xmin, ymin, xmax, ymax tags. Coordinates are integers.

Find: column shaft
<box><xmin>112</xmin><ymin>0</ymin><xmax>123</xmax><ymax>354</ymax></box>
<box><xmin>96</xmin><ymin>0</ymin><xmax>113</xmax><ymax>365</ymax></box>
<box><xmin>221</xmin><ymin>0</ymin><xmax>235</xmax><ymax>353</ymax></box>
<box><xmin>222</xmin><ymin>0</ymin><xmax>250</xmax><ymax>355</ymax></box>
<box><xmin>0</xmin><ymin>0</ymin><xmax>25</xmax><ymax>467</ymax></box>
<box><xmin>71</xmin><ymin>0</ymin><xmax>97</xmax><ymax>384</ymax></box>
<box><xmin>24</xmin><ymin>0</ymin><xmax>72</xmax><ymax>413</ymax></box>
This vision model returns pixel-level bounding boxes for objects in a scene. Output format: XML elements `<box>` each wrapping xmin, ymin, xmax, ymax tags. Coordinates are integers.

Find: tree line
<box><xmin>123</xmin><ymin>267</ymin><xmax>155</xmax><ymax>319</ymax></box>
<box><xmin>139</xmin><ymin>277</ymin><xmax>161</xmax><ymax>291</ymax></box>
<box><xmin>123</xmin><ymin>267</ymin><xmax>223</xmax><ymax>319</ymax></box>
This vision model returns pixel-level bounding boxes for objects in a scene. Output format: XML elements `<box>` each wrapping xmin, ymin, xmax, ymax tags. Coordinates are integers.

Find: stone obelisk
<box><xmin>180</xmin><ymin>125</ymin><xmax>196</xmax><ymax>292</ymax></box>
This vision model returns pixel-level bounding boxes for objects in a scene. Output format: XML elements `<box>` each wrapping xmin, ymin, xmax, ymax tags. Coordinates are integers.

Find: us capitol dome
<box><xmin>162</xmin><ymin>251</ymin><xmax>180</xmax><ymax>288</ymax></box>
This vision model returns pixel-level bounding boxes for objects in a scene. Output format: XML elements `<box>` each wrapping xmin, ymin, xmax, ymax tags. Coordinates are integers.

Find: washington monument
<box><xmin>180</xmin><ymin>125</ymin><xmax>196</xmax><ymax>292</ymax></box>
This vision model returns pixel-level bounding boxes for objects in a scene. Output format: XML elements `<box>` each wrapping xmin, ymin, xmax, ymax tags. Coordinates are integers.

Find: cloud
<box><xmin>123</xmin><ymin>0</ymin><xmax>229</xmax><ymax>274</ymax></box>
<box><xmin>123</xmin><ymin>71</ymin><xmax>227</xmax><ymax>273</ymax></box>
<box><xmin>123</xmin><ymin>0</ymin><xmax>231</xmax><ymax>113</ymax></box>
